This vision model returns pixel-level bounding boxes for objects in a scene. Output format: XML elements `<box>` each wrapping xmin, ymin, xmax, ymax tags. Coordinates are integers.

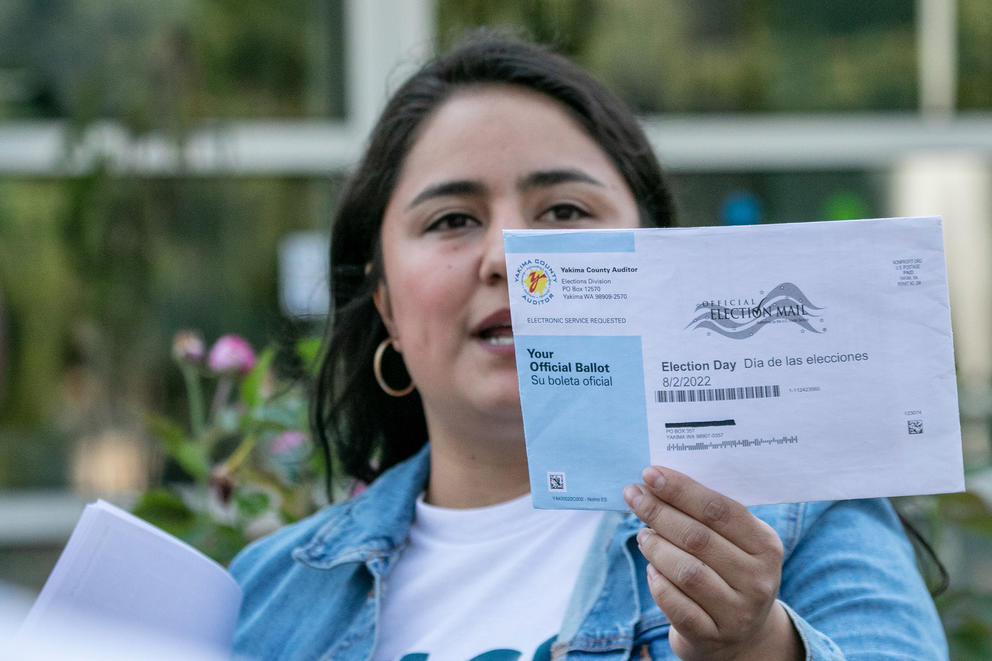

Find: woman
<box><xmin>230</xmin><ymin>33</ymin><xmax>947</xmax><ymax>660</ymax></box>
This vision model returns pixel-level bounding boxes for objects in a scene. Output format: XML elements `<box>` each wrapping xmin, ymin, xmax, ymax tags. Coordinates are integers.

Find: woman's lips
<box><xmin>480</xmin><ymin>327</ymin><xmax>514</xmax><ymax>346</ymax></box>
<box><xmin>473</xmin><ymin>310</ymin><xmax>514</xmax><ymax>348</ymax></box>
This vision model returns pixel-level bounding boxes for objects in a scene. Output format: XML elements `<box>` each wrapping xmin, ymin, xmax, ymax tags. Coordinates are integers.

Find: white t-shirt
<box><xmin>372</xmin><ymin>492</ymin><xmax>605</xmax><ymax>661</ymax></box>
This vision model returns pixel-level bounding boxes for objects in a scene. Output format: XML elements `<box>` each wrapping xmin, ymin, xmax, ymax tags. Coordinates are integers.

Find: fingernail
<box><xmin>646</xmin><ymin>563</ymin><xmax>660</xmax><ymax>581</ymax></box>
<box><xmin>643</xmin><ymin>466</ymin><xmax>665</xmax><ymax>489</ymax></box>
<box><xmin>623</xmin><ymin>484</ymin><xmax>643</xmax><ymax>509</ymax></box>
<box><xmin>636</xmin><ymin>527</ymin><xmax>652</xmax><ymax>545</ymax></box>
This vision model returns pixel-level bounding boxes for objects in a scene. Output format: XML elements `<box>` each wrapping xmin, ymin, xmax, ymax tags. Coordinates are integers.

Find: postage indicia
<box><xmin>504</xmin><ymin>217</ymin><xmax>964</xmax><ymax>510</ymax></box>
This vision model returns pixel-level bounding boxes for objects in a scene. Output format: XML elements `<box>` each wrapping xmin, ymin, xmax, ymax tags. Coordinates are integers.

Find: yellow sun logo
<box><xmin>515</xmin><ymin>258</ymin><xmax>557</xmax><ymax>305</ymax></box>
<box><xmin>524</xmin><ymin>267</ymin><xmax>549</xmax><ymax>296</ymax></box>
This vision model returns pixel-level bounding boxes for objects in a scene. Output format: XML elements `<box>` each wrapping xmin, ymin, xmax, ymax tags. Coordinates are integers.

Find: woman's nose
<box><xmin>479</xmin><ymin>210</ymin><xmax>525</xmax><ymax>285</ymax></box>
<box><xmin>479</xmin><ymin>223</ymin><xmax>509</xmax><ymax>285</ymax></box>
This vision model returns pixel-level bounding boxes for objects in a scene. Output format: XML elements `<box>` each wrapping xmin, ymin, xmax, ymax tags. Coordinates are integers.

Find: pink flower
<box><xmin>207</xmin><ymin>334</ymin><xmax>257</xmax><ymax>374</ymax></box>
<box><xmin>171</xmin><ymin>330</ymin><xmax>205</xmax><ymax>364</ymax></box>
<box><xmin>269</xmin><ymin>430</ymin><xmax>306</xmax><ymax>455</ymax></box>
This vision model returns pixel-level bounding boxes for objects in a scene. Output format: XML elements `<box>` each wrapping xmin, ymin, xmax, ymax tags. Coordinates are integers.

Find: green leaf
<box><xmin>170</xmin><ymin>438</ymin><xmax>211</xmax><ymax>479</ymax></box>
<box><xmin>937</xmin><ymin>492</ymin><xmax>992</xmax><ymax>535</ymax></box>
<box><xmin>236</xmin><ymin>490</ymin><xmax>271</xmax><ymax>518</ymax></box>
<box><xmin>131</xmin><ymin>489</ymin><xmax>195</xmax><ymax>538</ymax></box>
<box><xmin>145</xmin><ymin>413</ymin><xmax>189</xmax><ymax>446</ymax></box>
<box><xmin>182</xmin><ymin>517</ymin><xmax>249</xmax><ymax>566</ymax></box>
<box><xmin>251</xmin><ymin>401</ymin><xmax>305</xmax><ymax>429</ymax></box>
<box><xmin>146</xmin><ymin>413</ymin><xmax>210</xmax><ymax>479</ymax></box>
<box><xmin>296</xmin><ymin>337</ymin><xmax>322</xmax><ymax>376</ymax></box>
<box><xmin>240</xmin><ymin>346</ymin><xmax>276</xmax><ymax>409</ymax></box>
<box><xmin>939</xmin><ymin>589</ymin><xmax>992</xmax><ymax>661</ymax></box>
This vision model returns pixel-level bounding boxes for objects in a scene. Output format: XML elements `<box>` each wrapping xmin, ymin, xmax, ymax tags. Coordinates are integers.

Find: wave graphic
<box><xmin>687</xmin><ymin>282</ymin><xmax>823</xmax><ymax>339</ymax></box>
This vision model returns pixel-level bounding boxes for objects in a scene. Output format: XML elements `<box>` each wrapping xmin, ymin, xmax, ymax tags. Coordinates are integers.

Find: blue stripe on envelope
<box><xmin>503</xmin><ymin>230</ymin><xmax>636</xmax><ymax>253</ymax></box>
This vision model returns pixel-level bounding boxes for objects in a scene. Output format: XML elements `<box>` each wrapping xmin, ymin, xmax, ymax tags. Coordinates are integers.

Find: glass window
<box><xmin>439</xmin><ymin>0</ymin><xmax>918</xmax><ymax>113</ymax></box>
<box><xmin>0</xmin><ymin>0</ymin><xmax>347</xmax><ymax>121</ymax></box>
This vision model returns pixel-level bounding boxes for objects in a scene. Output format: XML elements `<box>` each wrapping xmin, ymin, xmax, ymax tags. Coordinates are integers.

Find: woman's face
<box><xmin>375</xmin><ymin>85</ymin><xmax>640</xmax><ymax>438</ymax></box>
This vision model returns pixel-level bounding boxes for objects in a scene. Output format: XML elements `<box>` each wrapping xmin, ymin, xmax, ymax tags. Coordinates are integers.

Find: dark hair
<box><xmin>313</xmin><ymin>31</ymin><xmax>675</xmax><ymax>488</ymax></box>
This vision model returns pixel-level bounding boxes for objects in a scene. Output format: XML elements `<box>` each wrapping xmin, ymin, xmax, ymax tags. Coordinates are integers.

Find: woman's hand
<box><xmin>623</xmin><ymin>466</ymin><xmax>801</xmax><ymax>661</ymax></box>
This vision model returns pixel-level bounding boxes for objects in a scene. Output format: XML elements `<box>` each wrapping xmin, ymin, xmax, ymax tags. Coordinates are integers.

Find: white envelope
<box><xmin>505</xmin><ymin>217</ymin><xmax>964</xmax><ymax>509</ymax></box>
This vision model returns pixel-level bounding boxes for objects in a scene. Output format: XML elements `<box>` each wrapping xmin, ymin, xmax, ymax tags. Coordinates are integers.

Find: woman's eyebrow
<box><xmin>517</xmin><ymin>168</ymin><xmax>604</xmax><ymax>191</ymax></box>
<box><xmin>407</xmin><ymin>179</ymin><xmax>487</xmax><ymax>210</ymax></box>
<box><xmin>405</xmin><ymin>169</ymin><xmax>603</xmax><ymax>210</ymax></box>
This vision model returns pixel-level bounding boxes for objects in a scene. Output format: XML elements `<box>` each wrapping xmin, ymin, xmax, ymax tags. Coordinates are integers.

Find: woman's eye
<box><xmin>426</xmin><ymin>213</ymin><xmax>478</xmax><ymax>232</ymax></box>
<box><xmin>538</xmin><ymin>204</ymin><xmax>590</xmax><ymax>223</ymax></box>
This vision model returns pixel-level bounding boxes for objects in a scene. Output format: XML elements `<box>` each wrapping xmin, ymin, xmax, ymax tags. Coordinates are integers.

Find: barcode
<box><xmin>655</xmin><ymin>385</ymin><xmax>781</xmax><ymax>403</ymax></box>
<box><xmin>547</xmin><ymin>472</ymin><xmax>566</xmax><ymax>492</ymax></box>
<box><xmin>667</xmin><ymin>436</ymin><xmax>798</xmax><ymax>451</ymax></box>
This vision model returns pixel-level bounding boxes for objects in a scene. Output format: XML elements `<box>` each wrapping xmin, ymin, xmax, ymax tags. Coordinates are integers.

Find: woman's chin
<box><xmin>472</xmin><ymin>388</ymin><xmax>526</xmax><ymax>431</ymax></box>
<box><xmin>472</xmin><ymin>389</ymin><xmax>523</xmax><ymax>421</ymax></box>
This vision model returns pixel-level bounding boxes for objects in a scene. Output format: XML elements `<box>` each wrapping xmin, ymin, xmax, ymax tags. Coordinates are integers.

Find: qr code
<box><xmin>908</xmin><ymin>419</ymin><xmax>924</xmax><ymax>435</ymax></box>
<box><xmin>547</xmin><ymin>472</ymin><xmax>566</xmax><ymax>492</ymax></box>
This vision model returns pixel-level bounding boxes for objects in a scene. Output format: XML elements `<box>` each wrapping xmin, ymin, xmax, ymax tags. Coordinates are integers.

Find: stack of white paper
<box><xmin>19</xmin><ymin>500</ymin><xmax>242</xmax><ymax>656</ymax></box>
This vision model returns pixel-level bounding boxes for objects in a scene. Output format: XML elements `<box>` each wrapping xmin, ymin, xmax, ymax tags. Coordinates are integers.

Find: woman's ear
<box><xmin>372</xmin><ymin>282</ymin><xmax>401</xmax><ymax>352</ymax></box>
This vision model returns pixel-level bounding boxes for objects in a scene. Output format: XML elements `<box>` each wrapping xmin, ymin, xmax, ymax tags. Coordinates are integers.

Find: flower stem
<box><xmin>224</xmin><ymin>434</ymin><xmax>257</xmax><ymax>474</ymax></box>
<box><xmin>210</xmin><ymin>376</ymin><xmax>233</xmax><ymax>424</ymax></box>
<box><xmin>182</xmin><ymin>365</ymin><xmax>206</xmax><ymax>439</ymax></box>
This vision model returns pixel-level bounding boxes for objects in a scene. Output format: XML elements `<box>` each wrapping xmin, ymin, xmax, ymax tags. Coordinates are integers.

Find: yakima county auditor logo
<box><xmin>514</xmin><ymin>258</ymin><xmax>557</xmax><ymax>305</ymax></box>
<box><xmin>687</xmin><ymin>282</ymin><xmax>824</xmax><ymax>339</ymax></box>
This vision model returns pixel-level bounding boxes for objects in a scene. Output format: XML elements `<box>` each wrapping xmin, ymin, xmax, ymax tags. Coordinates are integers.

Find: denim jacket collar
<box><xmin>292</xmin><ymin>444</ymin><xmax>431</xmax><ymax>576</ymax></box>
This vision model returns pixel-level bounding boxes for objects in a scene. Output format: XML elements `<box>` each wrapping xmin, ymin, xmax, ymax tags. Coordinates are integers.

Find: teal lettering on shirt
<box><xmin>396</xmin><ymin>635</ymin><xmax>555</xmax><ymax>661</ymax></box>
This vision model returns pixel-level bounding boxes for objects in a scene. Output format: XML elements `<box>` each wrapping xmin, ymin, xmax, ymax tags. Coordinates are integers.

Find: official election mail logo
<box><xmin>688</xmin><ymin>282</ymin><xmax>824</xmax><ymax>339</ymax></box>
<box><xmin>514</xmin><ymin>258</ymin><xmax>558</xmax><ymax>305</ymax></box>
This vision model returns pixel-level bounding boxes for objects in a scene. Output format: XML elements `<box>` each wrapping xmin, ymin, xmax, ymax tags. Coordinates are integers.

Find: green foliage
<box><xmin>438</xmin><ymin>0</ymin><xmax>599</xmax><ymax>57</ymax></box>
<box><xmin>0</xmin><ymin>182</ymin><xmax>74</xmax><ymax>425</ymax></box>
<box><xmin>135</xmin><ymin>332</ymin><xmax>340</xmax><ymax>566</ymax></box>
<box><xmin>936</xmin><ymin>491</ymin><xmax>992</xmax><ymax>536</ymax></box>
<box><xmin>239</xmin><ymin>347</ymin><xmax>276</xmax><ymax>410</ymax></box>
<box><xmin>146</xmin><ymin>413</ymin><xmax>211</xmax><ymax>480</ymax></box>
<box><xmin>296</xmin><ymin>337</ymin><xmax>323</xmax><ymax>378</ymax></box>
<box><xmin>132</xmin><ymin>488</ymin><xmax>196</xmax><ymax>536</ymax></box>
<box><xmin>0</xmin><ymin>0</ymin><xmax>343</xmax><ymax>123</ymax></box>
<box><xmin>0</xmin><ymin>174</ymin><xmax>335</xmax><ymax>490</ymax></box>
<box><xmin>439</xmin><ymin>0</ymin><xmax>923</xmax><ymax>113</ymax></box>
<box><xmin>133</xmin><ymin>488</ymin><xmax>248</xmax><ymax>564</ymax></box>
<box><xmin>898</xmin><ymin>489</ymin><xmax>992</xmax><ymax>657</ymax></box>
<box><xmin>959</xmin><ymin>0</ymin><xmax>992</xmax><ymax>109</ymax></box>
<box><xmin>236</xmin><ymin>490</ymin><xmax>271</xmax><ymax>519</ymax></box>
<box><xmin>940</xmin><ymin>590</ymin><xmax>992</xmax><ymax>661</ymax></box>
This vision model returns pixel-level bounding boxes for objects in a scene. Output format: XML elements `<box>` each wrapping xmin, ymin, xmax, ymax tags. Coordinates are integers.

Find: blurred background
<box><xmin>2</xmin><ymin>0</ymin><xmax>992</xmax><ymax>655</ymax></box>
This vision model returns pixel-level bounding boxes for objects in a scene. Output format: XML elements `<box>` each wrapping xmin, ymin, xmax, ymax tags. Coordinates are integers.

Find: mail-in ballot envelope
<box><xmin>504</xmin><ymin>217</ymin><xmax>964</xmax><ymax>509</ymax></box>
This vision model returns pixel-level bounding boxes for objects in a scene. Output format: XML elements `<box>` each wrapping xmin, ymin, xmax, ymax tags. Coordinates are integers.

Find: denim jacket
<box><xmin>230</xmin><ymin>446</ymin><xmax>947</xmax><ymax>660</ymax></box>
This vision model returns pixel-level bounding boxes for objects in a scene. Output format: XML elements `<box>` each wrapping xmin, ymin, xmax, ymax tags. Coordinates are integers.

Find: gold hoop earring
<box><xmin>373</xmin><ymin>338</ymin><xmax>415</xmax><ymax>397</ymax></box>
